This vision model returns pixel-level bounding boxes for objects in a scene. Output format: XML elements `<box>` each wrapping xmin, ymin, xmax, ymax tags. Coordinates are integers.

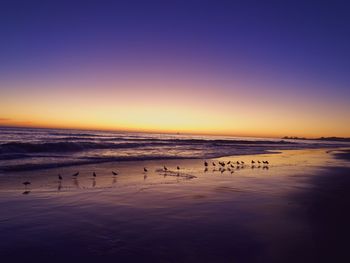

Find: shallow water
<box><xmin>1</xmin><ymin>148</ymin><xmax>350</xmax><ymax>262</ymax></box>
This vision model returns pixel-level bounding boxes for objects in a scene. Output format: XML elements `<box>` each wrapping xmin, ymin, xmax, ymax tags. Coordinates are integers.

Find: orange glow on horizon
<box><xmin>1</xmin><ymin>78</ymin><xmax>349</xmax><ymax>138</ymax></box>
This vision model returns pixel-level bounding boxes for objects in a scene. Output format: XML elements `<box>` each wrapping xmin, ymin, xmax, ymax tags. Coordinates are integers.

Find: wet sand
<box><xmin>1</xmin><ymin>148</ymin><xmax>350</xmax><ymax>262</ymax></box>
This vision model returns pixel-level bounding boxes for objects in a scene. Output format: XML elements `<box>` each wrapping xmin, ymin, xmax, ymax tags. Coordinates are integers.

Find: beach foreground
<box><xmin>1</xmin><ymin>148</ymin><xmax>350</xmax><ymax>262</ymax></box>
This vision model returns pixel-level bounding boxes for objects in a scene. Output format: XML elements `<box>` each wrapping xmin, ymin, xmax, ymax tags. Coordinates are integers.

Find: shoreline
<box><xmin>1</xmin><ymin>145</ymin><xmax>349</xmax><ymax>173</ymax></box>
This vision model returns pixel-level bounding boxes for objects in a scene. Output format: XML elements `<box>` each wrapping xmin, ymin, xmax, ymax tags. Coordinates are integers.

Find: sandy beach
<box><xmin>1</xmin><ymin>148</ymin><xmax>349</xmax><ymax>262</ymax></box>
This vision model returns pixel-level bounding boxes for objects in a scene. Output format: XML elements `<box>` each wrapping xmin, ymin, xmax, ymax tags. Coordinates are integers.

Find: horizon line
<box><xmin>0</xmin><ymin>124</ymin><xmax>347</xmax><ymax>140</ymax></box>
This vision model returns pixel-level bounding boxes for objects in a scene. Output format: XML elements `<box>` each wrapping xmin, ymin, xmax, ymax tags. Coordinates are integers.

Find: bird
<box><xmin>212</xmin><ymin>162</ymin><xmax>216</xmax><ymax>166</ymax></box>
<box><xmin>241</xmin><ymin>161</ymin><xmax>245</xmax><ymax>165</ymax></box>
<box><xmin>163</xmin><ymin>166</ymin><xmax>168</xmax><ymax>171</ymax></box>
<box><xmin>93</xmin><ymin>172</ymin><xmax>97</xmax><ymax>177</ymax></box>
<box><xmin>58</xmin><ymin>174</ymin><xmax>63</xmax><ymax>180</ymax></box>
<box><xmin>72</xmin><ymin>172</ymin><xmax>79</xmax><ymax>177</ymax></box>
<box><xmin>257</xmin><ymin>160</ymin><xmax>261</xmax><ymax>164</ymax></box>
<box><xmin>23</xmin><ymin>181</ymin><xmax>31</xmax><ymax>186</ymax></box>
<box><xmin>204</xmin><ymin>161</ymin><xmax>208</xmax><ymax>167</ymax></box>
<box><xmin>230</xmin><ymin>164</ymin><xmax>234</xmax><ymax>168</ymax></box>
<box><xmin>112</xmin><ymin>171</ymin><xmax>118</xmax><ymax>175</ymax></box>
<box><xmin>236</xmin><ymin>161</ymin><xmax>240</xmax><ymax>165</ymax></box>
<box><xmin>251</xmin><ymin>160</ymin><xmax>255</xmax><ymax>164</ymax></box>
<box><xmin>143</xmin><ymin>167</ymin><xmax>148</xmax><ymax>172</ymax></box>
<box><xmin>177</xmin><ymin>166</ymin><xmax>180</xmax><ymax>170</ymax></box>
<box><xmin>265</xmin><ymin>161</ymin><xmax>269</xmax><ymax>165</ymax></box>
<box><xmin>227</xmin><ymin>161</ymin><xmax>231</xmax><ymax>165</ymax></box>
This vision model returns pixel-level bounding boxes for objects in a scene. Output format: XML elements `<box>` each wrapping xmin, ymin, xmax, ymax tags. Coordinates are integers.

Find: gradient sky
<box><xmin>1</xmin><ymin>0</ymin><xmax>350</xmax><ymax>137</ymax></box>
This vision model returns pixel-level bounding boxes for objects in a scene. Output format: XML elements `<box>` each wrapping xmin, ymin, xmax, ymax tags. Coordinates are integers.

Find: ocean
<box><xmin>0</xmin><ymin>127</ymin><xmax>346</xmax><ymax>172</ymax></box>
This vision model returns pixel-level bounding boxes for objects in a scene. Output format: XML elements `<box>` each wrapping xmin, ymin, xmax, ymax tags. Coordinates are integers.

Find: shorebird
<box><xmin>93</xmin><ymin>172</ymin><xmax>97</xmax><ymax>177</ymax></box>
<box><xmin>163</xmin><ymin>166</ymin><xmax>168</xmax><ymax>171</ymax></box>
<box><xmin>241</xmin><ymin>161</ymin><xmax>245</xmax><ymax>165</ymax></box>
<box><xmin>212</xmin><ymin>162</ymin><xmax>216</xmax><ymax>166</ymax></box>
<box><xmin>204</xmin><ymin>161</ymin><xmax>208</xmax><ymax>167</ymax></box>
<box><xmin>72</xmin><ymin>172</ymin><xmax>79</xmax><ymax>177</ymax></box>
<box><xmin>112</xmin><ymin>171</ymin><xmax>118</xmax><ymax>175</ymax></box>
<box><xmin>227</xmin><ymin>161</ymin><xmax>231</xmax><ymax>165</ymax></box>
<box><xmin>177</xmin><ymin>166</ymin><xmax>180</xmax><ymax>170</ymax></box>
<box><xmin>266</xmin><ymin>161</ymin><xmax>269</xmax><ymax>165</ymax></box>
<box><xmin>58</xmin><ymin>174</ymin><xmax>63</xmax><ymax>180</ymax></box>
<box><xmin>257</xmin><ymin>160</ymin><xmax>261</xmax><ymax>164</ymax></box>
<box><xmin>236</xmin><ymin>161</ymin><xmax>240</xmax><ymax>165</ymax></box>
<box><xmin>23</xmin><ymin>181</ymin><xmax>31</xmax><ymax>187</ymax></box>
<box><xmin>230</xmin><ymin>164</ymin><xmax>234</xmax><ymax>168</ymax></box>
<box><xmin>143</xmin><ymin>167</ymin><xmax>148</xmax><ymax>172</ymax></box>
<box><xmin>251</xmin><ymin>160</ymin><xmax>255</xmax><ymax>164</ymax></box>
<box><xmin>219</xmin><ymin>162</ymin><xmax>225</xmax><ymax>167</ymax></box>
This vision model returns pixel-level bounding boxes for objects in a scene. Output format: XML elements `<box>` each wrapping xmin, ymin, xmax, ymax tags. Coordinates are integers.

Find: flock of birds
<box><xmin>22</xmin><ymin>159</ymin><xmax>270</xmax><ymax>190</ymax></box>
<box><xmin>203</xmin><ymin>159</ymin><xmax>270</xmax><ymax>174</ymax></box>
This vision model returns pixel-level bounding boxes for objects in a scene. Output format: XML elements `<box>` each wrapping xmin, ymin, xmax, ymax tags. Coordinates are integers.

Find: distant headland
<box><xmin>282</xmin><ymin>136</ymin><xmax>350</xmax><ymax>142</ymax></box>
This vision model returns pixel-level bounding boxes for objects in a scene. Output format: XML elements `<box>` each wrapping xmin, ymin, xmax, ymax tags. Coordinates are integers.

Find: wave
<box><xmin>0</xmin><ymin>155</ymin><xmax>193</xmax><ymax>172</ymax></box>
<box><xmin>0</xmin><ymin>141</ymin><xmax>157</xmax><ymax>154</ymax></box>
<box><xmin>0</xmin><ymin>139</ymin><xmax>296</xmax><ymax>155</ymax></box>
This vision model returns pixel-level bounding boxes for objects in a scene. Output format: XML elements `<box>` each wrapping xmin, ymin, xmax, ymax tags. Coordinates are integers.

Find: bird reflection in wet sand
<box><xmin>112</xmin><ymin>176</ymin><xmax>117</xmax><ymax>184</ymax></box>
<box><xmin>204</xmin><ymin>167</ymin><xmax>208</xmax><ymax>172</ymax></box>
<box><xmin>144</xmin><ymin>174</ymin><xmax>148</xmax><ymax>180</ymax></box>
<box><xmin>73</xmin><ymin>178</ymin><xmax>79</xmax><ymax>188</ymax></box>
<box><xmin>57</xmin><ymin>181</ymin><xmax>62</xmax><ymax>191</ymax></box>
<box><xmin>92</xmin><ymin>178</ymin><xmax>96</xmax><ymax>187</ymax></box>
<box><xmin>22</xmin><ymin>190</ymin><xmax>30</xmax><ymax>195</ymax></box>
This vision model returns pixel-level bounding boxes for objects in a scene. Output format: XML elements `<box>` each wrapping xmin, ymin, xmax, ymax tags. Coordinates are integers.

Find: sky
<box><xmin>0</xmin><ymin>0</ymin><xmax>349</xmax><ymax>138</ymax></box>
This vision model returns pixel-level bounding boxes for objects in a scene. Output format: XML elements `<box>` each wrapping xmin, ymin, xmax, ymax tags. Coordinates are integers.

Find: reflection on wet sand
<box><xmin>1</xmin><ymin>148</ymin><xmax>350</xmax><ymax>262</ymax></box>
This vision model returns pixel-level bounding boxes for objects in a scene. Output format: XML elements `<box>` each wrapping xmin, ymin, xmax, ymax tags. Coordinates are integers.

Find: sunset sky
<box><xmin>1</xmin><ymin>0</ymin><xmax>349</xmax><ymax>137</ymax></box>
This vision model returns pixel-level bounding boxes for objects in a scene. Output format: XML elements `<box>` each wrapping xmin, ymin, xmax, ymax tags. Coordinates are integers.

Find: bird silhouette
<box><xmin>177</xmin><ymin>166</ymin><xmax>180</xmax><ymax>170</ymax></box>
<box><xmin>212</xmin><ymin>162</ymin><xmax>216</xmax><ymax>166</ymax></box>
<box><xmin>58</xmin><ymin>174</ymin><xmax>63</xmax><ymax>180</ymax></box>
<box><xmin>112</xmin><ymin>171</ymin><xmax>118</xmax><ymax>175</ymax></box>
<box><xmin>251</xmin><ymin>160</ymin><xmax>255</xmax><ymax>164</ymax></box>
<box><xmin>163</xmin><ymin>166</ymin><xmax>168</xmax><ymax>171</ymax></box>
<box><xmin>144</xmin><ymin>167</ymin><xmax>148</xmax><ymax>172</ymax></box>
<box><xmin>93</xmin><ymin>172</ymin><xmax>96</xmax><ymax>177</ymax></box>
<box><xmin>72</xmin><ymin>172</ymin><xmax>79</xmax><ymax>177</ymax></box>
<box><xmin>204</xmin><ymin>161</ymin><xmax>208</xmax><ymax>167</ymax></box>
